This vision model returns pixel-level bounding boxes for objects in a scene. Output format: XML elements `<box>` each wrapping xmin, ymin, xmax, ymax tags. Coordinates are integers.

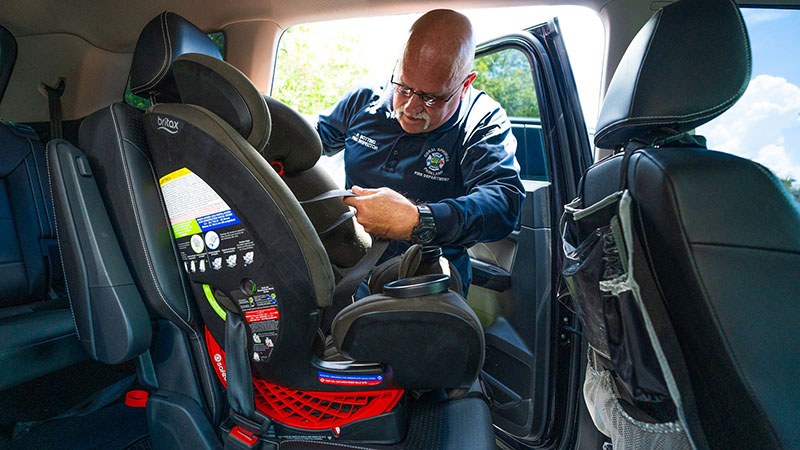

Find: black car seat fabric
<box><xmin>145</xmin><ymin>52</ymin><xmax>484</xmax><ymax>393</ymax></box>
<box><xmin>129</xmin><ymin>11</ymin><xmax>222</xmax><ymax>103</ymax></box>
<box><xmin>0</xmin><ymin>121</ymin><xmax>86</xmax><ymax>389</ymax></box>
<box><xmin>173</xmin><ymin>54</ymin><xmax>371</xmax><ymax>271</ymax></box>
<box><xmin>567</xmin><ymin>0</ymin><xmax>800</xmax><ymax>449</ymax></box>
<box><xmin>74</xmin><ymin>12</ymin><xmax>227</xmax><ymax>423</ymax></box>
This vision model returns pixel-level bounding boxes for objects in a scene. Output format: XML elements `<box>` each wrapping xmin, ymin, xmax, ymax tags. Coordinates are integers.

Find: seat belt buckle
<box><xmin>222</xmin><ymin>412</ymin><xmax>272</xmax><ymax>450</ymax></box>
<box><xmin>228</xmin><ymin>426</ymin><xmax>258</xmax><ymax>449</ymax></box>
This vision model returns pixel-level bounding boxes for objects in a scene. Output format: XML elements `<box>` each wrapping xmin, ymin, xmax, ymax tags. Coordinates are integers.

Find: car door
<box><xmin>467</xmin><ymin>18</ymin><xmax>592</xmax><ymax>448</ymax></box>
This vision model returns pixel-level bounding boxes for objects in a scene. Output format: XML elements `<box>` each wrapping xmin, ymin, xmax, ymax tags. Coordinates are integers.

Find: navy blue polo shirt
<box><xmin>317</xmin><ymin>81</ymin><xmax>525</xmax><ymax>292</ymax></box>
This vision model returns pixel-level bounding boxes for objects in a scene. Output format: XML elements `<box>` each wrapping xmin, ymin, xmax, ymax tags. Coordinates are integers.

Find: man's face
<box><xmin>392</xmin><ymin>61</ymin><xmax>470</xmax><ymax>134</ymax></box>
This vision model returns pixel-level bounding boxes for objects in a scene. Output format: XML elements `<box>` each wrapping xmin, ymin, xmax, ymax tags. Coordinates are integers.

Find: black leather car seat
<box><xmin>564</xmin><ymin>0</ymin><xmax>800</xmax><ymax>449</ymax></box>
<box><xmin>49</xmin><ymin>12</ymin><xmax>228</xmax><ymax>449</ymax></box>
<box><xmin>0</xmin><ymin>26</ymin><xmax>86</xmax><ymax>390</ymax></box>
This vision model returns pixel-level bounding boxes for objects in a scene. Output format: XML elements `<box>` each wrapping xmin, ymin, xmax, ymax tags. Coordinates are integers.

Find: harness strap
<box><xmin>298</xmin><ymin>189</ymin><xmax>356</xmax><ymax>204</ymax></box>
<box><xmin>333</xmin><ymin>238</ymin><xmax>390</xmax><ymax>305</ymax></box>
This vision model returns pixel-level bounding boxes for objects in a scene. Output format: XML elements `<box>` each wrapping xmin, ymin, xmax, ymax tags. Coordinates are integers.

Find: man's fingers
<box><xmin>351</xmin><ymin>185</ymin><xmax>380</xmax><ymax>196</ymax></box>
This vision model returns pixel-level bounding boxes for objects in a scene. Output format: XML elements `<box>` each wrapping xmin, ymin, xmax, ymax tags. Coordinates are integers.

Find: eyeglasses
<box><xmin>390</xmin><ymin>74</ymin><xmax>465</xmax><ymax>108</ymax></box>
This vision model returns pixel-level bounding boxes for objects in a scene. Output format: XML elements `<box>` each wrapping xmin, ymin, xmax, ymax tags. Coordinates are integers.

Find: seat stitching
<box><xmin>130</xmin><ymin>12</ymin><xmax>171</xmax><ymax>93</ymax></box>
<box><xmin>188</xmin><ymin>331</ymin><xmax>220</xmax><ymax>421</ymax></box>
<box><xmin>146</xmin><ymin>164</ymin><xmax>192</xmax><ymax>321</ymax></box>
<box><xmin>110</xmin><ymin>105</ymin><xmax>190</xmax><ymax>328</ymax></box>
<box><xmin>23</xmin><ymin>157</ymin><xmax>47</xmax><ymax>235</ymax></box>
<box><xmin>638</xmin><ymin>152</ymin><xmax>782</xmax><ymax>445</ymax></box>
<box><xmin>110</xmin><ymin>105</ymin><xmax>216</xmax><ymax>414</ymax></box>
<box><xmin>45</xmin><ymin>142</ymin><xmax>79</xmax><ymax>339</ymax></box>
<box><xmin>28</xmin><ymin>138</ymin><xmax>53</xmax><ymax>236</ymax></box>
<box><xmin>595</xmin><ymin>94</ymin><xmax>742</xmax><ymax>143</ymax></box>
<box><xmin>145</xmin><ymin>150</ymin><xmax>223</xmax><ymax>418</ymax></box>
<box><xmin>596</xmin><ymin>0</ymin><xmax>751</xmax><ymax>144</ymax></box>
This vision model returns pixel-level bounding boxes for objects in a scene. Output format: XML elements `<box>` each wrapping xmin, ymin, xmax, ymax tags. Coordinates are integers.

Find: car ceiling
<box><xmin>1</xmin><ymin>0</ymin><xmax>601</xmax><ymax>52</ymax></box>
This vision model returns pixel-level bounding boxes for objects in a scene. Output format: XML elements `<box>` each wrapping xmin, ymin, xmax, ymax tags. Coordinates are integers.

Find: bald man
<box><xmin>316</xmin><ymin>9</ymin><xmax>525</xmax><ymax>294</ymax></box>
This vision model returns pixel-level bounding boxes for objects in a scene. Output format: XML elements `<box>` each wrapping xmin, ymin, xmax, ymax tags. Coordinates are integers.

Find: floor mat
<box><xmin>0</xmin><ymin>359</ymin><xmax>136</xmax><ymax>426</ymax></box>
<box><xmin>122</xmin><ymin>435</ymin><xmax>153</xmax><ymax>450</ymax></box>
<box><xmin>0</xmin><ymin>401</ymin><xmax>149</xmax><ymax>450</ymax></box>
<box><xmin>278</xmin><ymin>396</ymin><xmax>495</xmax><ymax>450</ymax></box>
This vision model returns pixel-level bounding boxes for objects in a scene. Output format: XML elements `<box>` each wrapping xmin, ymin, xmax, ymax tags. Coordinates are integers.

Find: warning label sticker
<box><xmin>159</xmin><ymin>167</ymin><xmax>257</xmax><ymax>275</ymax></box>
<box><xmin>159</xmin><ymin>168</ymin><xmax>241</xmax><ymax>238</ymax></box>
<box><xmin>317</xmin><ymin>372</ymin><xmax>384</xmax><ymax>386</ymax></box>
<box><xmin>244</xmin><ymin>308</ymin><xmax>279</xmax><ymax>323</ymax></box>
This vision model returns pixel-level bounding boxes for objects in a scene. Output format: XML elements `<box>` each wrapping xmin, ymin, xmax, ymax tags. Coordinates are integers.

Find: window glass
<box><xmin>272</xmin><ymin>7</ymin><xmax>602</xmax><ymax>184</ymax></box>
<box><xmin>473</xmin><ymin>48</ymin><xmax>546</xmax><ymax>180</ymax></box>
<box><xmin>124</xmin><ymin>31</ymin><xmax>226</xmax><ymax>109</ymax></box>
<box><xmin>696</xmin><ymin>8</ymin><xmax>800</xmax><ymax>203</ymax></box>
<box><xmin>472</xmin><ymin>48</ymin><xmax>538</xmax><ymax>119</ymax></box>
<box><xmin>272</xmin><ymin>6</ymin><xmax>602</xmax><ymax>127</ymax></box>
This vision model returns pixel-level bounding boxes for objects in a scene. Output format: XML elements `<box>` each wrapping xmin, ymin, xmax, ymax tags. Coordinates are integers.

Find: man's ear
<box><xmin>462</xmin><ymin>72</ymin><xmax>478</xmax><ymax>95</ymax></box>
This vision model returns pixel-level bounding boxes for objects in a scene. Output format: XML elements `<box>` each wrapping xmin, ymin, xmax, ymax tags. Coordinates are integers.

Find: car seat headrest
<box><xmin>262</xmin><ymin>96</ymin><xmax>321</xmax><ymax>174</ymax></box>
<box><xmin>173</xmin><ymin>53</ymin><xmax>271</xmax><ymax>153</ymax></box>
<box><xmin>129</xmin><ymin>11</ymin><xmax>222</xmax><ymax>102</ymax></box>
<box><xmin>594</xmin><ymin>0</ymin><xmax>751</xmax><ymax>149</ymax></box>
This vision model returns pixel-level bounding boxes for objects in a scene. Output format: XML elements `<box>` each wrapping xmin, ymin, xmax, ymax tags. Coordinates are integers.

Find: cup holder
<box><xmin>383</xmin><ymin>274</ymin><xmax>450</xmax><ymax>298</ymax></box>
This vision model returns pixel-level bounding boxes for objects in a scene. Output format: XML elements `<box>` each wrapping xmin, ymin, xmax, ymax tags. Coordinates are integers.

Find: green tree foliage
<box><xmin>472</xmin><ymin>49</ymin><xmax>539</xmax><ymax>119</ymax></box>
<box><xmin>780</xmin><ymin>176</ymin><xmax>800</xmax><ymax>203</ymax></box>
<box><xmin>208</xmin><ymin>32</ymin><xmax>226</xmax><ymax>59</ymax></box>
<box><xmin>272</xmin><ymin>26</ymin><xmax>369</xmax><ymax>115</ymax></box>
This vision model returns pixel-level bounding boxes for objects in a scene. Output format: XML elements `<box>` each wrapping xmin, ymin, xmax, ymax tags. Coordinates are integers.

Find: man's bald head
<box><xmin>400</xmin><ymin>9</ymin><xmax>475</xmax><ymax>90</ymax></box>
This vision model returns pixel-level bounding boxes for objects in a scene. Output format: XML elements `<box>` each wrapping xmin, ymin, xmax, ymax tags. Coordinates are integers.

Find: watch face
<box><xmin>417</xmin><ymin>228</ymin><xmax>435</xmax><ymax>244</ymax></box>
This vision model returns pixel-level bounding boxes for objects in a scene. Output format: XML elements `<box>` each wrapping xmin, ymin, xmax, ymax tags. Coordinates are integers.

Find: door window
<box><xmin>696</xmin><ymin>8</ymin><xmax>800</xmax><ymax>204</ymax></box>
<box><xmin>473</xmin><ymin>47</ymin><xmax>546</xmax><ymax>180</ymax></box>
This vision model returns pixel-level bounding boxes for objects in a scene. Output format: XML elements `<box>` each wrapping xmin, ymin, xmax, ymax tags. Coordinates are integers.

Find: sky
<box><xmin>697</xmin><ymin>8</ymin><xmax>800</xmax><ymax>186</ymax></box>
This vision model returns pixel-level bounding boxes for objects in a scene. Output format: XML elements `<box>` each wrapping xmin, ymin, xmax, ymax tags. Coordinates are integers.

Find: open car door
<box><xmin>467</xmin><ymin>18</ymin><xmax>595</xmax><ymax>449</ymax></box>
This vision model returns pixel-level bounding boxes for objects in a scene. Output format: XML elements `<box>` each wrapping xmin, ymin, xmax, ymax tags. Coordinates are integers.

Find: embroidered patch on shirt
<box><xmin>351</xmin><ymin>132</ymin><xmax>378</xmax><ymax>150</ymax></box>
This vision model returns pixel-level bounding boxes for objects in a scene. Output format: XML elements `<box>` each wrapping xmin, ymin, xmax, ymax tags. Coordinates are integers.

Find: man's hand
<box><xmin>344</xmin><ymin>186</ymin><xmax>419</xmax><ymax>240</ymax></box>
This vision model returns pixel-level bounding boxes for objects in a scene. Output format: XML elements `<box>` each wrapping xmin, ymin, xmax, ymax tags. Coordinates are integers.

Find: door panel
<box><xmin>468</xmin><ymin>180</ymin><xmax>552</xmax><ymax>441</ymax></box>
<box><xmin>469</xmin><ymin>19</ymin><xmax>591</xmax><ymax>447</ymax></box>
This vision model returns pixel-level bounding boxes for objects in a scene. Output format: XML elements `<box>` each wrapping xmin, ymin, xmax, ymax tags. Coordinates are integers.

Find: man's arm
<box><xmin>426</xmin><ymin>103</ymin><xmax>525</xmax><ymax>247</ymax></box>
<box><xmin>344</xmin><ymin>102</ymin><xmax>525</xmax><ymax>245</ymax></box>
<box><xmin>316</xmin><ymin>86</ymin><xmax>374</xmax><ymax>156</ymax></box>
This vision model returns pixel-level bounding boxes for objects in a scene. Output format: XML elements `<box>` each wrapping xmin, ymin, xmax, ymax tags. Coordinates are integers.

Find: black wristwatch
<box><xmin>410</xmin><ymin>204</ymin><xmax>437</xmax><ymax>244</ymax></box>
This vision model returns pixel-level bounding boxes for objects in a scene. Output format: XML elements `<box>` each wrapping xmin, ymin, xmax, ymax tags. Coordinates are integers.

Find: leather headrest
<box><xmin>594</xmin><ymin>0</ymin><xmax>750</xmax><ymax>149</ymax></box>
<box><xmin>129</xmin><ymin>12</ymin><xmax>222</xmax><ymax>102</ymax></box>
<box><xmin>173</xmin><ymin>53</ymin><xmax>271</xmax><ymax>153</ymax></box>
<box><xmin>262</xmin><ymin>96</ymin><xmax>321</xmax><ymax>174</ymax></box>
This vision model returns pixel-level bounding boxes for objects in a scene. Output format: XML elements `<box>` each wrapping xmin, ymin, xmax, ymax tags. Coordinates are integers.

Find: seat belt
<box><xmin>332</xmin><ymin>238</ymin><xmax>389</xmax><ymax>305</ymax></box>
<box><xmin>222</xmin><ymin>311</ymin><xmax>273</xmax><ymax>449</ymax></box>
<box><xmin>40</xmin><ymin>78</ymin><xmax>65</xmax><ymax>140</ymax></box>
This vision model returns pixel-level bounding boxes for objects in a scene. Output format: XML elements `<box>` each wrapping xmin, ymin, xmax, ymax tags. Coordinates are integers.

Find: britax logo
<box><xmin>157</xmin><ymin>116</ymin><xmax>180</xmax><ymax>134</ymax></box>
<box><xmin>213</xmin><ymin>353</ymin><xmax>227</xmax><ymax>381</ymax></box>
